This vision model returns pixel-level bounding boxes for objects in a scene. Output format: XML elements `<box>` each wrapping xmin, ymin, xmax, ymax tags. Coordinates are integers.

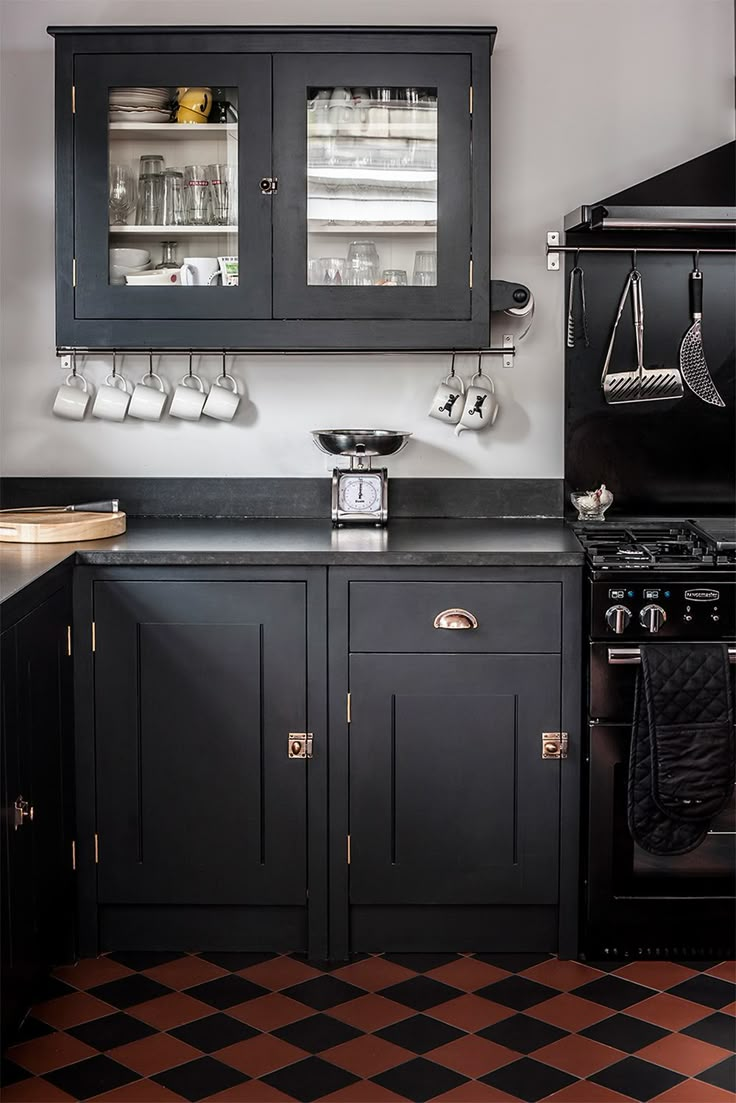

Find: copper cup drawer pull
<box><xmin>433</xmin><ymin>608</ymin><xmax>479</xmax><ymax>630</ymax></box>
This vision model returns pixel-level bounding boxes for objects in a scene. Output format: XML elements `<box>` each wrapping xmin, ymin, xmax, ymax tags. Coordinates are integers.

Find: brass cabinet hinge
<box><xmin>469</xmin><ymin>258</ymin><xmax>473</xmax><ymax>288</ymax></box>
<box><xmin>346</xmin><ymin>692</ymin><xmax>351</xmax><ymax>724</ymax></box>
<box><xmin>72</xmin><ymin>258</ymin><xmax>77</xmax><ymax>287</ymax></box>
<box><xmin>72</xmin><ymin>85</ymin><xmax>76</xmax><ymax>114</ymax></box>
<box><xmin>66</xmin><ymin>625</ymin><xmax>72</xmax><ymax>657</ymax></box>
<box><xmin>91</xmin><ymin>621</ymin><xmax>96</xmax><ymax>652</ymax></box>
<box><xmin>542</xmin><ymin>732</ymin><xmax>569</xmax><ymax>759</ymax></box>
<box><xmin>469</xmin><ymin>86</ymin><xmax>473</xmax><ymax>114</ymax></box>
<box><xmin>94</xmin><ymin>833</ymin><xmax>99</xmax><ymax>863</ymax></box>
<box><xmin>71</xmin><ymin>840</ymin><xmax>76</xmax><ymax>871</ymax></box>
<box><xmin>347</xmin><ymin>834</ymin><xmax>351</xmax><ymax>865</ymax></box>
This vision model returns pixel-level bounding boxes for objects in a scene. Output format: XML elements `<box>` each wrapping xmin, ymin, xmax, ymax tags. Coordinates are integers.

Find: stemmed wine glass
<box><xmin>109</xmin><ymin>164</ymin><xmax>136</xmax><ymax>225</ymax></box>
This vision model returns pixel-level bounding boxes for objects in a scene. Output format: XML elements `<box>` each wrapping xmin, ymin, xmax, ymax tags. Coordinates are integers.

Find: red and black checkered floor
<box><xmin>2</xmin><ymin>952</ymin><xmax>734</xmax><ymax>1101</ymax></box>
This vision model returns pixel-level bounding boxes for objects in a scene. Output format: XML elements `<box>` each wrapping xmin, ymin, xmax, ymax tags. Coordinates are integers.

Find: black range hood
<box><xmin>564</xmin><ymin>140</ymin><xmax>736</xmax><ymax>232</ymax></box>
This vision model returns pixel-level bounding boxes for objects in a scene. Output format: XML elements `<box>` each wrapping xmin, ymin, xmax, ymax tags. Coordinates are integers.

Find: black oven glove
<box><xmin>628</xmin><ymin>643</ymin><xmax>735</xmax><ymax>855</ymax></box>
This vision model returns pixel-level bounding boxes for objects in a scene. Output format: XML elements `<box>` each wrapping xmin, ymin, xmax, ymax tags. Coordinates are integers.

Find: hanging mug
<box><xmin>455</xmin><ymin>373</ymin><xmax>499</xmax><ymax>435</ymax></box>
<box><xmin>53</xmin><ymin>370</ymin><xmax>90</xmax><ymax>420</ymax></box>
<box><xmin>428</xmin><ymin>372</ymin><xmax>465</xmax><ymax>425</ymax></box>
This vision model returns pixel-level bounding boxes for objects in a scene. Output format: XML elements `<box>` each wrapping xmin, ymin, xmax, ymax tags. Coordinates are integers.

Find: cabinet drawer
<box><xmin>349</xmin><ymin>582</ymin><xmax>561</xmax><ymax>653</ymax></box>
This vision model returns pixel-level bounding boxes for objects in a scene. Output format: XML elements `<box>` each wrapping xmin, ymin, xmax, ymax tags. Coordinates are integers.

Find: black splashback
<box><xmin>564</xmin><ymin>241</ymin><xmax>735</xmax><ymax>517</ymax></box>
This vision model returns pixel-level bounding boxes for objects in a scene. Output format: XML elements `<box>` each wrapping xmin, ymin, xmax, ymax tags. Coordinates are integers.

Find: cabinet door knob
<box><xmin>13</xmin><ymin>796</ymin><xmax>33</xmax><ymax>830</ymax></box>
<box><xmin>433</xmin><ymin>608</ymin><xmax>478</xmax><ymax>630</ymax></box>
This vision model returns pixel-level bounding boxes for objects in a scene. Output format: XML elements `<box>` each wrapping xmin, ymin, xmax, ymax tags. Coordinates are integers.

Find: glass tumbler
<box><xmin>109</xmin><ymin>163</ymin><xmax>136</xmax><ymax>225</ymax></box>
<box><xmin>412</xmin><ymin>249</ymin><xmax>437</xmax><ymax>286</ymax></box>
<box><xmin>381</xmin><ymin>269</ymin><xmax>408</xmax><ymax>285</ymax></box>
<box><xmin>316</xmin><ymin>257</ymin><xmax>346</xmax><ymax>285</ymax></box>
<box><xmin>183</xmin><ymin>164</ymin><xmax>211</xmax><ymax>225</ymax></box>
<box><xmin>207</xmin><ymin>164</ymin><xmax>235</xmax><ymax>226</ymax></box>
<box><xmin>346</xmin><ymin>240</ymin><xmax>379</xmax><ymax>285</ymax></box>
<box><xmin>136</xmin><ymin>173</ymin><xmax>162</xmax><ymax>226</ymax></box>
<box><xmin>159</xmin><ymin>170</ymin><xmax>184</xmax><ymax>226</ymax></box>
<box><xmin>139</xmin><ymin>154</ymin><xmax>164</xmax><ymax>177</ymax></box>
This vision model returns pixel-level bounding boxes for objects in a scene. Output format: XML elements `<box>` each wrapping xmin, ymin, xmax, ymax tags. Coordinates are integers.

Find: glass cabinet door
<box><xmin>272</xmin><ymin>54</ymin><xmax>472</xmax><ymax>322</ymax></box>
<box><xmin>73</xmin><ymin>54</ymin><xmax>271</xmax><ymax>321</ymax></box>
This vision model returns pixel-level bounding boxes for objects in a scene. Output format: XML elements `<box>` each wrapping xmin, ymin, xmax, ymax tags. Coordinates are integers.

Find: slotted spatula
<box><xmin>679</xmin><ymin>265</ymin><xmax>725</xmax><ymax>407</ymax></box>
<box><xmin>601</xmin><ymin>267</ymin><xmax>684</xmax><ymax>404</ymax></box>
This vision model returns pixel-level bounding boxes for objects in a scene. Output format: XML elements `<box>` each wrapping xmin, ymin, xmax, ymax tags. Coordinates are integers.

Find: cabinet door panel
<box><xmin>273</xmin><ymin>53</ymin><xmax>471</xmax><ymax>321</ymax></box>
<box><xmin>94</xmin><ymin>582</ymin><xmax>307</xmax><ymax>905</ymax></box>
<box><xmin>349</xmin><ymin>654</ymin><xmax>561</xmax><ymax>906</ymax></box>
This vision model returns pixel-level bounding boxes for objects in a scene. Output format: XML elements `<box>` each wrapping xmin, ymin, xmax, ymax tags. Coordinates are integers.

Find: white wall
<box><xmin>1</xmin><ymin>0</ymin><xmax>733</xmax><ymax>479</ymax></box>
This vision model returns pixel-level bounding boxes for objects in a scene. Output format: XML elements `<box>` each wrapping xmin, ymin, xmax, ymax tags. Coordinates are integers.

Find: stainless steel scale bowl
<box><xmin>311</xmin><ymin>429</ymin><xmax>412</xmax><ymax>525</ymax></box>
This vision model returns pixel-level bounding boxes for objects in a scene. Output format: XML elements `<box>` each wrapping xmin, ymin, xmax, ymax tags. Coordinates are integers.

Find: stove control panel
<box><xmin>592</xmin><ymin>580</ymin><xmax>734</xmax><ymax>639</ymax></box>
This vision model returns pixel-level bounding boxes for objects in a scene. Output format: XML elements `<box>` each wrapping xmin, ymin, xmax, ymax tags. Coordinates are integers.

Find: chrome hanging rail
<box><xmin>57</xmin><ymin>343</ymin><xmax>517</xmax><ymax>367</ymax></box>
<box><xmin>545</xmin><ymin>232</ymin><xmax>736</xmax><ymax>270</ymax></box>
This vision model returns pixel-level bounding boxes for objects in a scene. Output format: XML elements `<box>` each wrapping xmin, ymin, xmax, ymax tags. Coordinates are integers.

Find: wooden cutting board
<box><xmin>0</xmin><ymin>511</ymin><xmax>127</xmax><ymax>544</ymax></box>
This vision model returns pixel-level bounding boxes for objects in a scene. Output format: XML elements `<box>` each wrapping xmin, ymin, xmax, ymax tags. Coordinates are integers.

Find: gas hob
<box><xmin>575</xmin><ymin>519</ymin><xmax>736</xmax><ymax>572</ymax></box>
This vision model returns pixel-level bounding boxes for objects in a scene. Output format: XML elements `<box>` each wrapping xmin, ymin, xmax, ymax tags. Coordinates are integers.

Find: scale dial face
<box><xmin>338</xmin><ymin>473</ymin><xmax>382</xmax><ymax>514</ymax></box>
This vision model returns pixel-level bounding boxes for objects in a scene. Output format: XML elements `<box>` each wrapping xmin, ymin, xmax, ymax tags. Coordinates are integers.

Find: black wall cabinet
<box><xmin>0</xmin><ymin>587</ymin><xmax>75</xmax><ymax>1038</ymax></box>
<box><xmin>50</xmin><ymin>26</ymin><xmax>494</xmax><ymax>349</ymax></box>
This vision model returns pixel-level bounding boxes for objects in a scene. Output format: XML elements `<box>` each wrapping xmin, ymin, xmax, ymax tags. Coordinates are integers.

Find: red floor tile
<box><xmin>108</xmin><ymin>1032</ymin><xmax>201</xmax><ymax>1076</ymax></box>
<box><xmin>705</xmin><ymin>962</ymin><xmax>736</xmax><ymax>983</ymax></box>
<box><xmin>614</xmin><ymin>962</ymin><xmax>699</xmax><ymax>992</ymax></box>
<box><xmin>330</xmin><ymin>956</ymin><xmax>416</xmax><ymax>992</ymax></box>
<box><xmin>237</xmin><ymin>955</ymin><xmax>321</xmax><ymax>990</ymax></box>
<box><xmin>433</xmin><ymin>1083</ymin><xmax>519</xmax><ymax>1102</ymax></box>
<box><xmin>318</xmin><ymin>1082</ymin><xmax>409</xmax><ymax>1102</ymax></box>
<box><xmin>90</xmin><ymin>1080</ymin><xmax>186</xmax><ymax>1102</ymax></box>
<box><xmin>52</xmin><ymin>958</ymin><xmax>134</xmax><ymax>991</ymax></box>
<box><xmin>321</xmin><ymin>1034</ymin><xmax>409</xmax><ymax>1077</ymax></box>
<box><xmin>201</xmin><ymin>1081</ymin><xmax>293</xmax><ymax>1102</ymax></box>
<box><xmin>143</xmin><ymin>956</ymin><xmax>228</xmax><ymax>990</ymax></box>
<box><xmin>214</xmin><ymin>1034</ymin><xmax>307</xmax><ymax>1077</ymax></box>
<box><xmin>429</xmin><ymin>1034</ymin><xmax>518</xmax><ymax>1077</ymax></box>
<box><xmin>650</xmin><ymin>1080</ymin><xmax>736</xmax><ymax>1102</ymax></box>
<box><xmin>0</xmin><ymin>1079</ymin><xmax>78</xmax><ymax>1102</ymax></box>
<box><xmin>534</xmin><ymin>1034</ymin><xmax>626</xmax><ymax>1077</ymax></box>
<box><xmin>32</xmin><ymin>992</ymin><xmax>115</xmax><ymax>1030</ymax></box>
<box><xmin>227</xmin><ymin>992</ymin><xmax>312</xmax><ymax>1031</ymax></box>
<box><xmin>636</xmin><ymin>1032</ymin><xmax>733</xmax><ymax>1076</ymax></box>
<box><xmin>626</xmin><ymin>993</ymin><xmax>713</xmax><ymax>1031</ymax></box>
<box><xmin>7</xmin><ymin>1031</ymin><xmax>97</xmax><ymax>1074</ymax></box>
<box><xmin>428</xmin><ymin>994</ymin><xmax>515</xmax><ymax>1031</ymax></box>
<box><xmin>544</xmin><ymin>1081</ymin><xmax>636</xmax><ymax>1102</ymax></box>
<box><xmin>327</xmin><ymin>994</ymin><xmax>414</xmax><ymax>1032</ymax></box>
<box><xmin>426</xmin><ymin>957</ymin><xmax>511</xmax><ymax>991</ymax></box>
<box><xmin>127</xmin><ymin>993</ymin><xmax>213</xmax><ymax>1030</ymax></box>
<box><xmin>528</xmin><ymin>993</ymin><xmax>614</xmax><ymax>1032</ymax></box>
<box><xmin>521</xmin><ymin>958</ymin><xmax>605</xmax><ymax>992</ymax></box>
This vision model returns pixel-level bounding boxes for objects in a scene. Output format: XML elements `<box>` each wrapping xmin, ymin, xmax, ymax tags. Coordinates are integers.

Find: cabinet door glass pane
<box><xmin>307</xmin><ymin>87</ymin><xmax>437</xmax><ymax>287</ymax></box>
<box><xmin>108</xmin><ymin>86</ymin><xmax>239</xmax><ymax>288</ymax></box>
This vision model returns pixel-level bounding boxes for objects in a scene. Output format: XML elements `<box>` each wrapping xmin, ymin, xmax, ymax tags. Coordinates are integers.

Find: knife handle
<box><xmin>68</xmin><ymin>499</ymin><xmax>119</xmax><ymax>513</ymax></box>
<box><xmin>689</xmin><ymin>269</ymin><xmax>703</xmax><ymax>317</ymax></box>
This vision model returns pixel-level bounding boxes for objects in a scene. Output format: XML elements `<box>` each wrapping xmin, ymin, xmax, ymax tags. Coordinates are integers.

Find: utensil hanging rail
<box><xmin>546</xmin><ymin>241</ymin><xmax>736</xmax><ymax>271</ymax></box>
<box><xmin>57</xmin><ymin>346</ymin><xmax>517</xmax><ymax>359</ymax></box>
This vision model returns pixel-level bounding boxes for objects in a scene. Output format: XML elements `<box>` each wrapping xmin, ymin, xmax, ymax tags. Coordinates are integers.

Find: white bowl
<box><xmin>110</xmin><ymin>247</ymin><xmax>151</xmax><ymax>267</ymax></box>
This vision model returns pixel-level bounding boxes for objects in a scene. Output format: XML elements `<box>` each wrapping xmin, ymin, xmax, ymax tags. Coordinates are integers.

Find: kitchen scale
<box><xmin>311</xmin><ymin>429</ymin><xmax>412</xmax><ymax>525</ymax></box>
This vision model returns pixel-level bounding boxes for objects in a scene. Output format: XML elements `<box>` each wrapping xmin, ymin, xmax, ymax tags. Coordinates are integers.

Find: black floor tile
<box><xmin>0</xmin><ymin>1058</ymin><xmax>31</xmax><ymax>1087</ymax></box>
<box><xmin>44</xmin><ymin>1054</ymin><xmax>140</xmax><ymax>1100</ymax></box>
<box><xmin>283</xmin><ymin>974</ymin><xmax>365</xmax><ymax>1010</ymax></box>
<box><xmin>152</xmin><ymin>1055</ymin><xmax>250</xmax><ymax>1101</ymax></box>
<box><xmin>263</xmin><ymin>1055</ymin><xmax>359</xmax><ymax>1101</ymax></box>
<box><xmin>12</xmin><ymin>1016</ymin><xmax>55</xmax><ymax>1044</ymax></box>
<box><xmin>169</xmin><ymin>1012</ymin><xmax>258</xmax><ymax>1052</ymax></box>
<box><xmin>106</xmin><ymin>949</ymin><xmax>183</xmax><ymax>971</ymax></box>
<box><xmin>682</xmin><ymin>1011</ymin><xmax>736</xmax><ymax>1052</ymax></box>
<box><xmin>480</xmin><ymin>1056</ymin><xmax>576</xmax><ymax>1101</ymax></box>
<box><xmin>384</xmin><ymin>953</ymin><xmax>461</xmax><ymax>973</ymax></box>
<box><xmin>376</xmin><ymin>1013</ymin><xmax>464</xmax><ymax>1054</ymax></box>
<box><xmin>35</xmin><ymin>975</ymin><xmax>76</xmax><ymax>1001</ymax></box>
<box><xmin>477</xmin><ymin>1012</ymin><xmax>568</xmax><ymax>1053</ymax></box>
<box><xmin>589</xmin><ymin>1055</ymin><xmax>686</xmax><ymax>1101</ymax></box>
<box><xmin>695</xmin><ymin>1054</ymin><xmax>736</xmax><ymax>1093</ymax></box>
<box><xmin>668</xmin><ymin>974</ymin><xmax>736</xmax><ymax>1009</ymax></box>
<box><xmin>378</xmin><ymin>976</ymin><xmax>463</xmax><ymax>1012</ymax></box>
<box><xmin>572</xmin><ymin>974</ymin><xmax>656</xmax><ymax>1010</ymax></box>
<box><xmin>472</xmin><ymin>953</ymin><xmax>552</xmax><ymax>972</ymax></box>
<box><xmin>89</xmin><ymin>973</ymin><xmax>173</xmax><ymax>1009</ymax></box>
<box><xmin>274</xmin><ymin>1011</ymin><xmax>361</xmax><ymax>1053</ymax></box>
<box><xmin>475</xmin><ymin>974</ymin><xmax>558</xmax><ymax>1011</ymax></box>
<box><xmin>68</xmin><ymin>1011</ymin><xmax>157</xmax><ymax>1051</ymax></box>
<box><xmin>198</xmin><ymin>950</ymin><xmax>277</xmax><ymax>971</ymax></box>
<box><xmin>372</xmin><ymin>1056</ymin><xmax>469</xmax><ymax>1101</ymax></box>
<box><xmin>580</xmin><ymin>1012</ymin><xmax>669</xmax><ymax>1053</ymax></box>
<box><xmin>184</xmin><ymin>974</ymin><xmax>269</xmax><ymax>1009</ymax></box>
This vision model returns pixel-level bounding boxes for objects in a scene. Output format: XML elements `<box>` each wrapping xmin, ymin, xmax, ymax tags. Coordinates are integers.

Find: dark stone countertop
<box><xmin>0</xmin><ymin>518</ymin><xmax>584</xmax><ymax>607</ymax></box>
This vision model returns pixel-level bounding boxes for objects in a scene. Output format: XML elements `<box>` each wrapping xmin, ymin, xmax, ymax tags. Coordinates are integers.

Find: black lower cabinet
<box><xmin>88</xmin><ymin>576</ymin><xmax>326</xmax><ymax>955</ymax></box>
<box><xmin>348</xmin><ymin>653</ymin><xmax>562</xmax><ymax>950</ymax></box>
<box><xmin>1</xmin><ymin>587</ymin><xmax>75</xmax><ymax>1039</ymax></box>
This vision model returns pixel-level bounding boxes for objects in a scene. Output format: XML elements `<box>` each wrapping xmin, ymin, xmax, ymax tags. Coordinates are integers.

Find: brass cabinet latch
<box><xmin>288</xmin><ymin>733</ymin><xmax>313</xmax><ymax>759</ymax></box>
<box><xmin>14</xmin><ymin>796</ymin><xmax>34</xmax><ymax>830</ymax></box>
<box><xmin>542</xmin><ymin>732</ymin><xmax>568</xmax><ymax>759</ymax></box>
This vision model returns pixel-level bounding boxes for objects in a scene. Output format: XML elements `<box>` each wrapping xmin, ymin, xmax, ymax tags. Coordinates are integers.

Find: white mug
<box><xmin>203</xmin><ymin>374</ymin><xmax>241</xmax><ymax>421</ymax></box>
<box><xmin>170</xmin><ymin>373</ymin><xmax>207</xmax><ymax>420</ymax></box>
<box><xmin>92</xmin><ymin>373</ymin><xmax>130</xmax><ymax>422</ymax></box>
<box><xmin>53</xmin><ymin>372</ymin><xmax>90</xmax><ymax>420</ymax></box>
<box><xmin>128</xmin><ymin>372</ymin><xmax>168</xmax><ymax>421</ymax></box>
<box><xmin>455</xmin><ymin>373</ymin><xmax>499</xmax><ymax>435</ymax></box>
<box><xmin>428</xmin><ymin>374</ymin><xmax>465</xmax><ymax>425</ymax></box>
<box><xmin>181</xmin><ymin>257</ymin><xmax>219</xmax><ymax>286</ymax></box>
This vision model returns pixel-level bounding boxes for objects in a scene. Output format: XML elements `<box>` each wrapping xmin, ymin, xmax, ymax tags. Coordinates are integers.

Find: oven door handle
<box><xmin>608</xmin><ymin>646</ymin><xmax>736</xmax><ymax>665</ymax></box>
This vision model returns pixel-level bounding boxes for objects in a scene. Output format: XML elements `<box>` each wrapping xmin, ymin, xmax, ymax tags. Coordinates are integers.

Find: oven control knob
<box><xmin>605</xmin><ymin>604</ymin><xmax>632</xmax><ymax>634</ymax></box>
<box><xmin>640</xmin><ymin>604</ymin><xmax>666</xmax><ymax>634</ymax></box>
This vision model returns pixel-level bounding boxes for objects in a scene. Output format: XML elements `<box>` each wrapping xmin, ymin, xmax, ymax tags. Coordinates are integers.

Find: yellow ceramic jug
<box><xmin>176</xmin><ymin>87</ymin><xmax>213</xmax><ymax>124</ymax></box>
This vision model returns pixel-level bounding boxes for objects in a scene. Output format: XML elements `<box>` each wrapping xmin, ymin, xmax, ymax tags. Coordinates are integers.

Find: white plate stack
<box><xmin>109</xmin><ymin>87</ymin><xmax>171</xmax><ymax>123</ymax></box>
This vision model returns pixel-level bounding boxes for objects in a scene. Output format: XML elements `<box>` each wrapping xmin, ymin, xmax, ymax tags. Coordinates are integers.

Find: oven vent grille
<box><xmin>585</xmin><ymin>945</ymin><xmax>735</xmax><ymax>962</ymax></box>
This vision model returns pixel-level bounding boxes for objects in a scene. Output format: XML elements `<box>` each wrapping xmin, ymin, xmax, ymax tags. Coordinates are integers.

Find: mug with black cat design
<box><xmin>428</xmin><ymin>373</ymin><xmax>465</xmax><ymax>425</ymax></box>
<box><xmin>455</xmin><ymin>373</ymin><xmax>499</xmax><ymax>435</ymax></box>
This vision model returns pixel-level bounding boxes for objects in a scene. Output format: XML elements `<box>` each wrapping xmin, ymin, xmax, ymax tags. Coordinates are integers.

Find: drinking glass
<box><xmin>314</xmin><ymin>257</ymin><xmax>346</xmax><ymax>285</ymax></box>
<box><xmin>183</xmin><ymin>164</ymin><xmax>211</xmax><ymax>225</ymax></box>
<box><xmin>159</xmin><ymin>169</ymin><xmax>184</xmax><ymax>226</ymax></box>
<box><xmin>381</xmin><ymin>269</ymin><xmax>408</xmax><ymax>285</ymax></box>
<box><xmin>139</xmin><ymin>154</ymin><xmax>164</xmax><ymax>177</ymax></box>
<box><xmin>346</xmin><ymin>240</ymin><xmax>379</xmax><ymax>286</ymax></box>
<box><xmin>207</xmin><ymin>164</ymin><xmax>235</xmax><ymax>226</ymax></box>
<box><xmin>155</xmin><ymin>241</ymin><xmax>181</xmax><ymax>269</ymax></box>
<box><xmin>413</xmin><ymin>250</ymin><xmax>437</xmax><ymax>286</ymax></box>
<box><xmin>109</xmin><ymin>163</ymin><xmax>136</xmax><ymax>225</ymax></box>
<box><xmin>136</xmin><ymin>173</ymin><xmax>162</xmax><ymax>226</ymax></box>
